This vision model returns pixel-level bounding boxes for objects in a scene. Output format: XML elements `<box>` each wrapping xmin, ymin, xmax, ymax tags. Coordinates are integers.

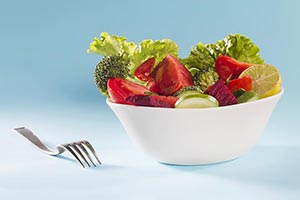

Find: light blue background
<box><xmin>1</xmin><ymin>0</ymin><xmax>299</xmax><ymax>199</ymax></box>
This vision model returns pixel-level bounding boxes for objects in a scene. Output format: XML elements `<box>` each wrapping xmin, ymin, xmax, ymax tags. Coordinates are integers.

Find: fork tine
<box><xmin>63</xmin><ymin>144</ymin><xmax>85</xmax><ymax>168</ymax></box>
<box><xmin>77</xmin><ymin>143</ymin><xmax>96</xmax><ymax>167</ymax></box>
<box><xmin>82</xmin><ymin>140</ymin><xmax>102</xmax><ymax>165</ymax></box>
<box><xmin>70</xmin><ymin>143</ymin><xmax>90</xmax><ymax>167</ymax></box>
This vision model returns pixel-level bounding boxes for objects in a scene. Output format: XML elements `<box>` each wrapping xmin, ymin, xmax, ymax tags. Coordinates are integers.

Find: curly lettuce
<box><xmin>181</xmin><ymin>42</ymin><xmax>215</xmax><ymax>74</ymax></box>
<box><xmin>214</xmin><ymin>34</ymin><xmax>264</xmax><ymax>64</ymax></box>
<box><xmin>130</xmin><ymin>39</ymin><xmax>178</xmax><ymax>72</ymax></box>
<box><xmin>88</xmin><ymin>33</ymin><xmax>264</xmax><ymax>94</ymax></box>
<box><xmin>182</xmin><ymin>34</ymin><xmax>264</xmax><ymax>72</ymax></box>
<box><xmin>88</xmin><ymin>32</ymin><xmax>178</xmax><ymax>72</ymax></box>
<box><xmin>87</xmin><ymin>32</ymin><xmax>137</xmax><ymax>57</ymax></box>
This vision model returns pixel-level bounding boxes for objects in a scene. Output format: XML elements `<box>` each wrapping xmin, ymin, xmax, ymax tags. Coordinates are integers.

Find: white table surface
<box><xmin>1</xmin><ymin>103</ymin><xmax>299</xmax><ymax>200</ymax></box>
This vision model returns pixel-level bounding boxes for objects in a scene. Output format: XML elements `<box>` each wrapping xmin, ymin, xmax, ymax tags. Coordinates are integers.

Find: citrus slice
<box><xmin>239</xmin><ymin>64</ymin><xmax>281</xmax><ymax>98</ymax></box>
<box><xmin>175</xmin><ymin>93</ymin><xmax>219</xmax><ymax>108</ymax></box>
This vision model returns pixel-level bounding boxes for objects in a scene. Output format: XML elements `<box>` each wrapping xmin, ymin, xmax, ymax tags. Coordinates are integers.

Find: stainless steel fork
<box><xmin>13</xmin><ymin>127</ymin><xmax>101</xmax><ymax>168</ymax></box>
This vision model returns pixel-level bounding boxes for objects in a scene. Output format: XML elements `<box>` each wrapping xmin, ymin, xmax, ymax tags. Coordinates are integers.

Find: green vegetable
<box><xmin>88</xmin><ymin>33</ymin><xmax>264</xmax><ymax>99</ymax></box>
<box><xmin>89</xmin><ymin>33</ymin><xmax>180</xmax><ymax>97</ymax></box>
<box><xmin>173</xmin><ymin>86</ymin><xmax>202</xmax><ymax>97</ymax></box>
<box><xmin>237</xmin><ymin>90</ymin><xmax>259</xmax><ymax>103</ymax></box>
<box><xmin>182</xmin><ymin>34</ymin><xmax>263</xmax><ymax>92</ymax></box>
<box><xmin>181</xmin><ymin>42</ymin><xmax>215</xmax><ymax>72</ymax></box>
<box><xmin>193</xmin><ymin>67</ymin><xmax>219</xmax><ymax>92</ymax></box>
<box><xmin>144</xmin><ymin>91</ymin><xmax>158</xmax><ymax>96</ymax></box>
<box><xmin>88</xmin><ymin>32</ymin><xmax>136</xmax><ymax>58</ymax></box>
<box><xmin>88</xmin><ymin>32</ymin><xmax>179</xmax><ymax>73</ymax></box>
<box><xmin>175</xmin><ymin>93</ymin><xmax>219</xmax><ymax>109</ymax></box>
<box><xmin>215</xmin><ymin>34</ymin><xmax>264</xmax><ymax>64</ymax></box>
<box><xmin>130</xmin><ymin>39</ymin><xmax>179</xmax><ymax>72</ymax></box>
<box><xmin>94</xmin><ymin>54</ymin><xmax>130</xmax><ymax>96</ymax></box>
<box><xmin>233</xmin><ymin>88</ymin><xmax>246</xmax><ymax>98</ymax></box>
<box><xmin>182</xmin><ymin>34</ymin><xmax>264</xmax><ymax>71</ymax></box>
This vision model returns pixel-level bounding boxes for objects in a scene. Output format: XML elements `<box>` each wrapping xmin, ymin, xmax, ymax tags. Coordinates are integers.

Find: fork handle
<box><xmin>13</xmin><ymin>127</ymin><xmax>59</xmax><ymax>155</ymax></box>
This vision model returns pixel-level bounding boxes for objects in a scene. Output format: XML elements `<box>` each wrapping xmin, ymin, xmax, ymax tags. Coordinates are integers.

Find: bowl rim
<box><xmin>106</xmin><ymin>87</ymin><xmax>284</xmax><ymax>111</ymax></box>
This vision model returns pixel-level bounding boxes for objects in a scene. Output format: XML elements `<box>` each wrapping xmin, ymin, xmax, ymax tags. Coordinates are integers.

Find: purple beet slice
<box><xmin>208</xmin><ymin>80</ymin><xmax>238</xmax><ymax>106</ymax></box>
<box><xmin>126</xmin><ymin>95</ymin><xmax>175</xmax><ymax>108</ymax></box>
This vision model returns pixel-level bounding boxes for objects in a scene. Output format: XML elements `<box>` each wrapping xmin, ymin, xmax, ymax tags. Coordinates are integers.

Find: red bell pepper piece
<box><xmin>227</xmin><ymin>76</ymin><xmax>252</xmax><ymax>93</ymax></box>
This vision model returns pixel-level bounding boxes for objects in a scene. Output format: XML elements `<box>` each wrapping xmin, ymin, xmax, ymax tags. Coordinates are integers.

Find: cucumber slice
<box><xmin>233</xmin><ymin>88</ymin><xmax>246</xmax><ymax>98</ymax></box>
<box><xmin>175</xmin><ymin>93</ymin><xmax>219</xmax><ymax>108</ymax></box>
<box><xmin>175</xmin><ymin>90</ymin><xmax>202</xmax><ymax>98</ymax></box>
<box><xmin>237</xmin><ymin>90</ymin><xmax>259</xmax><ymax>103</ymax></box>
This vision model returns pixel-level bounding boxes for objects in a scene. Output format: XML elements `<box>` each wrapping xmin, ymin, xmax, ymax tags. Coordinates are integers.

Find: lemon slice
<box><xmin>239</xmin><ymin>64</ymin><xmax>281</xmax><ymax>98</ymax></box>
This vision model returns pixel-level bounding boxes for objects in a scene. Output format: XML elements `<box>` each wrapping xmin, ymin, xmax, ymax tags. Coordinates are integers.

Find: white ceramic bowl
<box><xmin>107</xmin><ymin>89</ymin><xmax>284</xmax><ymax>165</ymax></box>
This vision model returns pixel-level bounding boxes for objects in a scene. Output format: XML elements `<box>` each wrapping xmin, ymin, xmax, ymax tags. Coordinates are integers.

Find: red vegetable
<box><xmin>146</xmin><ymin>78</ymin><xmax>159</xmax><ymax>93</ymax></box>
<box><xmin>134</xmin><ymin>57</ymin><xmax>156</xmax><ymax>81</ymax></box>
<box><xmin>208</xmin><ymin>80</ymin><xmax>238</xmax><ymax>106</ymax></box>
<box><xmin>227</xmin><ymin>76</ymin><xmax>252</xmax><ymax>93</ymax></box>
<box><xmin>126</xmin><ymin>95</ymin><xmax>178</xmax><ymax>108</ymax></box>
<box><xmin>150</xmin><ymin>54</ymin><xmax>193</xmax><ymax>95</ymax></box>
<box><xmin>107</xmin><ymin>78</ymin><xmax>150</xmax><ymax>104</ymax></box>
<box><xmin>215</xmin><ymin>55</ymin><xmax>253</xmax><ymax>81</ymax></box>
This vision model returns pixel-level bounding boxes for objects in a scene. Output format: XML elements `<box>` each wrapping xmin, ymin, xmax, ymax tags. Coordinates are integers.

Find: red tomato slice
<box><xmin>227</xmin><ymin>76</ymin><xmax>252</xmax><ymax>92</ymax></box>
<box><xmin>150</xmin><ymin>54</ymin><xmax>193</xmax><ymax>95</ymax></box>
<box><xmin>146</xmin><ymin>78</ymin><xmax>159</xmax><ymax>93</ymax></box>
<box><xmin>215</xmin><ymin>55</ymin><xmax>253</xmax><ymax>81</ymax></box>
<box><xmin>134</xmin><ymin>57</ymin><xmax>155</xmax><ymax>81</ymax></box>
<box><xmin>107</xmin><ymin>78</ymin><xmax>150</xmax><ymax>104</ymax></box>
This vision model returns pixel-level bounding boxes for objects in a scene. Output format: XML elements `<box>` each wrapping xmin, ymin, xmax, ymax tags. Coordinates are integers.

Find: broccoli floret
<box><xmin>173</xmin><ymin>86</ymin><xmax>202</xmax><ymax>97</ymax></box>
<box><xmin>193</xmin><ymin>67</ymin><xmax>219</xmax><ymax>92</ymax></box>
<box><xmin>94</xmin><ymin>54</ymin><xmax>130</xmax><ymax>96</ymax></box>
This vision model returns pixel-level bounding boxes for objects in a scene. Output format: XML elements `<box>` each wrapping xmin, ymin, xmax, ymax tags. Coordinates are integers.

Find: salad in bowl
<box><xmin>87</xmin><ymin>33</ymin><xmax>283</xmax><ymax>165</ymax></box>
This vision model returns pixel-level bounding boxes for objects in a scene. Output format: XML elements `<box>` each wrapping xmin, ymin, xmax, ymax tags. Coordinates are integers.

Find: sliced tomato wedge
<box><xmin>146</xmin><ymin>78</ymin><xmax>159</xmax><ymax>93</ymax></box>
<box><xmin>126</xmin><ymin>95</ymin><xmax>178</xmax><ymax>108</ymax></box>
<box><xmin>150</xmin><ymin>54</ymin><xmax>193</xmax><ymax>96</ymax></box>
<box><xmin>134</xmin><ymin>57</ymin><xmax>155</xmax><ymax>81</ymax></box>
<box><xmin>107</xmin><ymin>78</ymin><xmax>150</xmax><ymax>104</ymax></box>
<box><xmin>227</xmin><ymin>76</ymin><xmax>252</xmax><ymax>93</ymax></box>
<box><xmin>215</xmin><ymin>55</ymin><xmax>253</xmax><ymax>81</ymax></box>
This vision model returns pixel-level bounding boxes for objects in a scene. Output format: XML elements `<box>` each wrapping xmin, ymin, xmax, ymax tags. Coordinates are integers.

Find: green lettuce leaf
<box><xmin>130</xmin><ymin>39</ymin><xmax>179</xmax><ymax>71</ymax></box>
<box><xmin>182</xmin><ymin>34</ymin><xmax>264</xmax><ymax>72</ymax></box>
<box><xmin>181</xmin><ymin>42</ymin><xmax>215</xmax><ymax>73</ymax></box>
<box><xmin>212</xmin><ymin>34</ymin><xmax>264</xmax><ymax>64</ymax></box>
<box><xmin>88</xmin><ymin>33</ymin><xmax>179</xmax><ymax>73</ymax></box>
<box><xmin>87</xmin><ymin>32</ymin><xmax>137</xmax><ymax>57</ymax></box>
